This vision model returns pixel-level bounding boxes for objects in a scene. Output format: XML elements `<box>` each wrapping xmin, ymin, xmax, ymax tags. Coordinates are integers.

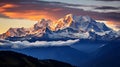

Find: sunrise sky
<box><xmin>0</xmin><ymin>0</ymin><xmax>120</xmax><ymax>34</ymax></box>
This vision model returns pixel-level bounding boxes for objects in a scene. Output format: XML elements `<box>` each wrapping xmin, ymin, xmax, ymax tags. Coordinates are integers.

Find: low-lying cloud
<box><xmin>0</xmin><ymin>39</ymin><xmax>79</xmax><ymax>48</ymax></box>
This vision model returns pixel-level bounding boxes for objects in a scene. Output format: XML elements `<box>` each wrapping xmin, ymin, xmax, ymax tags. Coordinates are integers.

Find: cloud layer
<box><xmin>0</xmin><ymin>0</ymin><xmax>119</xmax><ymax>21</ymax></box>
<box><xmin>0</xmin><ymin>0</ymin><xmax>120</xmax><ymax>30</ymax></box>
<box><xmin>0</xmin><ymin>39</ymin><xmax>79</xmax><ymax>48</ymax></box>
<box><xmin>95</xmin><ymin>6</ymin><xmax>120</xmax><ymax>10</ymax></box>
<box><xmin>96</xmin><ymin>0</ymin><xmax>120</xmax><ymax>1</ymax></box>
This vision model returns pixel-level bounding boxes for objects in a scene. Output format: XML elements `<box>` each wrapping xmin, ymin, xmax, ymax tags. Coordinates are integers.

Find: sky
<box><xmin>0</xmin><ymin>0</ymin><xmax>120</xmax><ymax>34</ymax></box>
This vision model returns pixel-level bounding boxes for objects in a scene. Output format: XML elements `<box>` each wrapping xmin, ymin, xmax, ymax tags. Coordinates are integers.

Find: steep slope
<box><xmin>0</xmin><ymin>51</ymin><xmax>73</xmax><ymax>67</ymax></box>
<box><xmin>71</xmin><ymin>15</ymin><xmax>111</xmax><ymax>32</ymax></box>
<box><xmin>41</xmin><ymin>14</ymin><xmax>117</xmax><ymax>40</ymax></box>
<box><xmin>0</xmin><ymin>28</ymin><xmax>29</xmax><ymax>39</ymax></box>
<box><xmin>53</xmin><ymin>14</ymin><xmax>73</xmax><ymax>31</ymax></box>
<box><xmin>0</xmin><ymin>19</ymin><xmax>50</xmax><ymax>39</ymax></box>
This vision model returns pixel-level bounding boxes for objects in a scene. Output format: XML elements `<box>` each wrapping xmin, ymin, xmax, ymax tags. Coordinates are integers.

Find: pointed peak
<box><xmin>38</xmin><ymin>18</ymin><xmax>46</xmax><ymax>23</ymax></box>
<box><xmin>64</xmin><ymin>14</ymin><xmax>73</xmax><ymax>21</ymax></box>
<box><xmin>81</xmin><ymin>16</ymin><xmax>93</xmax><ymax>22</ymax></box>
<box><xmin>64</xmin><ymin>14</ymin><xmax>73</xmax><ymax>19</ymax></box>
<box><xmin>35</xmin><ymin>19</ymin><xmax>49</xmax><ymax>26</ymax></box>
<box><xmin>8</xmin><ymin>28</ymin><xmax>17</xmax><ymax>31</ymax></box>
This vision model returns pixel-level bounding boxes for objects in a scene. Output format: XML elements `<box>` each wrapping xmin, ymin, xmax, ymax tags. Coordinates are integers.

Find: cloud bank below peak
<box><xmin>0</xmin><ymin>39</ymin><xmax>79</xmax><ymax>48</ymax></box>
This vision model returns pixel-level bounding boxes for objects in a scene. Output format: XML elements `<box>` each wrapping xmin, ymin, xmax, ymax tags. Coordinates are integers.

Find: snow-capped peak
<box><xmin>64</xmin><ymin>14</ymin><xmax>73</xmax><ymax>20</ymax></box>
<box><xmin>81</xmin><ymin>16</ymin><xmax>92</xmax><ymax>22</ymax></box>
<box><xmin>53</xmin><ymin>14</ymin><xmax>73</xmax><ymax>31</ymax></box>
<box><xmin>34</xmin><ymin>19</ymin><xmax>48</xmax><ymax>30</ymax></box>
<box><xmin>0</xmin><ymin>14</ymin><xmax>119</xmax><ymax>41</ymax></box>
<box><xmin>0</xmin><ymin>19</ymin><xmax>51</xmax><ymax>39</ymax></box>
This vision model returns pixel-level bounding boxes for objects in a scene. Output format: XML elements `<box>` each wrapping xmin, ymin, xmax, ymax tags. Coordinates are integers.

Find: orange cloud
<box><xmin>1</xmin><ymin>4</ymin><xmax>16</xmax><ymax>8</ymax></box>
<box><xmin>0</xmin><ymin>4</ymin><xmax>17</xmax><ymax>12</ymax></box>
<box><xmin>2</xmin><ymin>10</ymin><xmax>57</xmax><ymax>21</ymax></box>
<box><xmin>0</xmin><ymin>9</ymin><xmax>5</xmax><ymax>12</ymax></box>
<box><xmin>0</xmin><ymin>3</ymin><xmax>59</xmax><ymax>21</ymax></box>
<box><xmin>52</xmin><ymin>8</ymin><xmax>62</xmax><ymax>11</ymax></box>
<box><xmin>105</xmin><ymin>21</ymin><xmax>120</xmax><ymax>31</ymax></box>
<box><xmin>0</xmin><ymin>2</ymin><xmax>119</xmax><ymax>31</ymax></box>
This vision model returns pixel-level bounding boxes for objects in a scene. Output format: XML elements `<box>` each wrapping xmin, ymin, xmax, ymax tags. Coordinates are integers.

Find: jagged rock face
<box><xmin>41</xmin><ymin>14</ymin><xmax>117</xmax><ymax>40</ymax></box>
<box><xmin>0</xmin><ymin>19</ymin><xmax>51</xmax><ymax>39</ymax></box>
<box><xmin>70</xmin><ymin>15</ymin><xmax>111</xmax><ymax>32</ymax></box>
<box><xmin>33</xmin><ymin>19</ymin><xmax>50</xmax><ymax>37</ymax></box>
<box><xmin>48</xmin><ymin>14</ymin><xmax>73</xmax><ymax>31</ymax></box>
<box><xmin>34</xmin><ymin>19</ymin><xmax>48</xmax><ymax>30</ymax></box>
<box><xmin>55</xmin><ymin>14</ymin><xmax>73</xmax><ymax>31</ymax></box>
<box><xmin>50</xmin><ymin>14</ymin><xmax>111</xmax><ymax>33</ymax></box>
<box><xmin>0</xmin><ymin>14</ymin><xmax>119</xmax><ymax>41</ymax></box>
<box><xmin>0</xmin><ymin>28</ymin><xmax>30</xmax><ymax>39</ymax></box>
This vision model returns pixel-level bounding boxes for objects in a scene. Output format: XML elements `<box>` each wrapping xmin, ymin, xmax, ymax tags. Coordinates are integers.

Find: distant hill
<box><xmin>82</xmin><ymin>39</ymin><xmax>120</xmax><ymax>67</ymax></box>
<box><xmin>0</xmin><ymin>51</ymin><xmax>73</xmax><ymax>67</ymax></box>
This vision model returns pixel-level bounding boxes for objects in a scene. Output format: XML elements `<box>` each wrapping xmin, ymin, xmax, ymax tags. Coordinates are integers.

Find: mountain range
<box><xmin>0</xmin><ymin>14</ymin><xmax>120</xmax><ymax>41</ymax></box>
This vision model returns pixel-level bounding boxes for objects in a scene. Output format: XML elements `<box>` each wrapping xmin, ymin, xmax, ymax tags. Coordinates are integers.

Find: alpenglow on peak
<box><xmin>0</xmin><ymin>14</ymin><xmax>118</xmax><ymax>41</ymax></box>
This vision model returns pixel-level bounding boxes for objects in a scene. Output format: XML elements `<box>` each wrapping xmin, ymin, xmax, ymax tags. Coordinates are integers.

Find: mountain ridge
<box><xmin>0</xmin><ymin>14</ymin><xmax>119</xmax><ymax>41</ymax></box>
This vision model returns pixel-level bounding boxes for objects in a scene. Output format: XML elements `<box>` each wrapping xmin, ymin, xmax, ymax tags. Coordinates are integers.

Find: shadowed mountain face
<box><xmin>0</xmin><ymin>51</ymin><xmax>73</xmax><ymax>67</ymax></box>
<box><xmin>0</xmin><ymin>38</ymin><xmax>120</xmax><ymax>67</ymax></box>
<box><xmin>81</xmin><ymin>39</ymin><xmax>120</xmax><ymax>67</ymax></box>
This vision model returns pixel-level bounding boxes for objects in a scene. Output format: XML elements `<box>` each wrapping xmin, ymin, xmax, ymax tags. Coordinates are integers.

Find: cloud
<box><xmin>0</xmin><ymin>0</ymin><xmax>120</xmax><ymax>30</ymax></box>
<box><xmin>96</xmin><ymin>0</ymin><xmax>120</xmax><ymax>1</ymax></box>
<box><xmin>105</xmin><ymin>21</ymin><xmax>120</xmax><ymax>30</ymax></box>
<box><xmin>0</xmin><ymin>1</ymin><xmax>84</xmax><ymax>20</ymax></box>
<box><xmin>116</xmin><ymin>25</ymin><xmax>120</xmax><ymax>29</ymax></box>
<box><xmin>95</xmin><ymin>6</ymin><xmax>120</xmax><ymax>10</ymax></box>
<box><xmin>0</xmin><ymin>39</ymin><xmax>79</xmax><ymax>48</ymax></box>
<box><xmin>0</xmin><ymin>0</ymin><xmax>37</xmax><ymax>3</ymax></box>
<box><xmin>0</xmin><ymin>0</ymin><xmax>119</xmax><ymax>20</ymax></box>
<box><xmin>0</xmin><ymin>14</ymin><xmax>9</xmax><ymax>18</ymax></box>
<box><xmin>0</xmin><ymin>0</ymin><xmax>119</xmax><ymax>21</ymax></box>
